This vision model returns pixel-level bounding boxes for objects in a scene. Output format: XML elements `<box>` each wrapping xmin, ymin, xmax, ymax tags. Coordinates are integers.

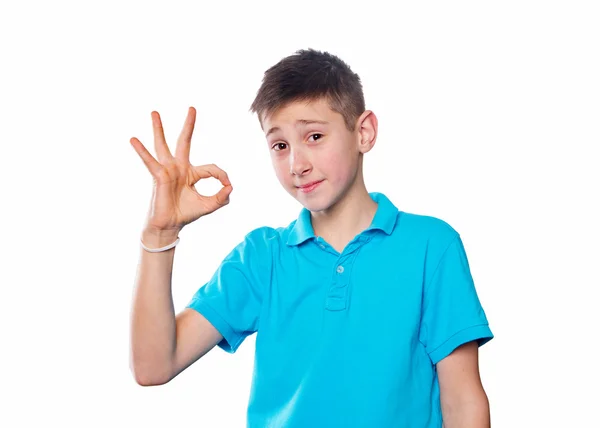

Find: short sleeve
<box><xmin>185</xmin><ymin>228</ymin><xmax>272</xmax><ymax>354</ymax></box>
<box><xmin>419</xmin><ymin>233</ymin><xmax>493</xmax><ymax>365</ymax></box>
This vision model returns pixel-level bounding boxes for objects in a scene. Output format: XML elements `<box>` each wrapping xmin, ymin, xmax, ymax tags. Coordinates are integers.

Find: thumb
<box><xmin>215</xmin><ymin>184</ymin><xmax>233</xmax><ymax>206</ymax></box>
<box><xmin>198</xmin><ymin>184</ymin><xmax>232</xmax><ymax>216</ymax></box>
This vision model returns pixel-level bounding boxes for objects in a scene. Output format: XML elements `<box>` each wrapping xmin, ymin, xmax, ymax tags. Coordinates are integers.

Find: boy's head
<box><xmin>249</xmin><ymin>48</ymin><xmax>378</xmax><ymax>213</ymax></box>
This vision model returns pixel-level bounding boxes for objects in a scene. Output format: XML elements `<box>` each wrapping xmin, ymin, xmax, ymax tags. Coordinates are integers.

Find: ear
<box><xmin>355</xmin><ymin>110</ymin><xmax>378</xmax><ymax>154</ymax></box>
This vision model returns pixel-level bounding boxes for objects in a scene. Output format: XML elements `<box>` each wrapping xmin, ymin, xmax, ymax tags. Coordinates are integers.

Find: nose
<box><xmin>289</xmin><ymin>147</ymin><xmax>312</xmax><ymax>176</ymax></box>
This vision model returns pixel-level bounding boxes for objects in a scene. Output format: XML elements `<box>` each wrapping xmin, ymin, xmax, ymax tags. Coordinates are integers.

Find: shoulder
<box><xmin>243</xmin><ymin>225</ymin><xmax>282</xmax><ymax>242</ymax></box>
<box><xmin>397</xmin><ymin>211</ymin><xmax>459</xmax><ymax>244</ymax></box>
<box><xmin>393</xmin><ymin>211</ymin><xmax>465</xmax><ymax>277</ymax></box>
<box><xmin>244</xmin><ymin>226</ymin><xmax>287</xmax><ymax>247</ymax></box>
<box><xmin>215</xmin><ymin>226</ymin><xmax>283</xmax><ymax>278</ymax></box>
<box><xmin>237</xmin><ymin>225</ymin><xmax>287</xmax><ymax>255</ymax></box>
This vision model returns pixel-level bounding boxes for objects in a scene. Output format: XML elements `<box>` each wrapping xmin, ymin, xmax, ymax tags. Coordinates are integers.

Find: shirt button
<box><xmin>320</xmin><ymin>244</ymin><xmax>326</xmax><ymax>249</ymax></box>
<box><xmin>337</xmin><ymin>265</ymin><xmax>344</xmax><ymax>274</ymax></box>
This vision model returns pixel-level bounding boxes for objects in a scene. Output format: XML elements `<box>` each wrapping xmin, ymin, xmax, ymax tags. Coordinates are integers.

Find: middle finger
<box><xmin>175</xmin><ymin>106</ymin><xmax>196</xmax><ymax>161</ymax></box>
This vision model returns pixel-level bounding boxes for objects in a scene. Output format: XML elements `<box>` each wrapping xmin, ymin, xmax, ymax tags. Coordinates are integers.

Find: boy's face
<box><xmin>261</xmin><ymin>97</ymin><xmax>376</xmax><ymax>213</ymax></box>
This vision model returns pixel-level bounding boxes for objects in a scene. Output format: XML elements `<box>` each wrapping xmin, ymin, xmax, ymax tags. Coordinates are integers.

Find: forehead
<box><xmin>261</xmin><ymin>98</ymin><xmax>342</xmax><ymax>136</ymax></box>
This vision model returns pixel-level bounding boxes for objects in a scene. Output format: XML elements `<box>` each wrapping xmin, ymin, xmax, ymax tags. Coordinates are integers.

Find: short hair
<box><xmin>249</xmin><ymin>48</ymin><xmax>366</xmax><ymax>133</ymax></box>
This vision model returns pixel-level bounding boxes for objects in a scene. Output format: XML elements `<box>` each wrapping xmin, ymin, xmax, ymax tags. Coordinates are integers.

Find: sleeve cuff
<box><xmin>428</xmin><ymin>324</ymin><xmax>494</xmax><ymax>365</ymax></box>
<box><xmin>186</xmin><ymin>299</ymin><xmax>241</xmax><ymax>354</ymax></box>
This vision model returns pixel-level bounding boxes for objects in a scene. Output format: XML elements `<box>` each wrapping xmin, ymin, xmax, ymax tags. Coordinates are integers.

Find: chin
<box><xmin>299</xmin><ymin>199</ymin><xmax>329</xmax><ymax>213</ymax></box>
<box><xmin>292</xmin><ymin>188</ymin><xmax>337</xmax><ymax>213</ymax></box>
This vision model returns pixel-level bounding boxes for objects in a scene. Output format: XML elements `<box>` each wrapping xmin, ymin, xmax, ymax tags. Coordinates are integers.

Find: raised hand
<box><xmin>130</xmin><ymin>107</ymin><xmax>233</xmax><ymax>234</ymax></box>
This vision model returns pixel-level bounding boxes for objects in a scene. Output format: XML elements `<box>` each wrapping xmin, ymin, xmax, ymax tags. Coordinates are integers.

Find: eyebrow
<box><xmin>265</xmin><ymin>119</ymin><xmax>329</xmax><ymax>138</ymax></box>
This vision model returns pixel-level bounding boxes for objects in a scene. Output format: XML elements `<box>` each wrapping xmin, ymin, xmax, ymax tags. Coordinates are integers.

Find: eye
<box><xmin>272</xmin><ymin>142</ymin><xmax>287</xmax><ymax>151</ymax></box>
<box><xmin>308</xmin><ymin>133</ymin><xmax>323</xmax><ymax>142</ymax></box>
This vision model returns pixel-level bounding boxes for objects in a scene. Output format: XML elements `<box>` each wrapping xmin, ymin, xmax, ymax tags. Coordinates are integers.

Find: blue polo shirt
<box><xmin>186</xmin><ymin>192</ymin><xmax>493</xmax><ymax>427</ymax></box>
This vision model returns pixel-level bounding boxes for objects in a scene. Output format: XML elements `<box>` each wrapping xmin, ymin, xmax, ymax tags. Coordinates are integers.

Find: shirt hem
<box><xmin>186</xmin><ymin>299</ymin><xmax>240</xmax><ymax>353</ymax></box>
<box><xmin>428</xmin><ymin>324</ymin><xmax>494</xmax><ymax>364</ymax></box>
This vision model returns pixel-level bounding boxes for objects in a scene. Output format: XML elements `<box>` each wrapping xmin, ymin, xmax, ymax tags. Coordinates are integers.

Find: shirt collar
<box><xmin>286</xmin><ymin>192</ymin><xmax>399</xmax><ymax>246</ymax></box>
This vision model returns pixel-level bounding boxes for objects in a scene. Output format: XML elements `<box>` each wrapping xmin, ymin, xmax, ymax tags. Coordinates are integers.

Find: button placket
<box><xmin>323</xmin><ymin>237</ymin><xmax>370</xmax><ymax>311</ymax></box>
<box><xmin>325</xmin><ymin>253</ymin><xmax>353</xmax><ymax>311</ymax></box>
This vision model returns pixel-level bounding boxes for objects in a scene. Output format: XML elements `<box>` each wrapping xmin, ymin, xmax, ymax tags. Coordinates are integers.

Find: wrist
<box><xmin>141</xmin><ymin>227</ymin><xmax>181</xmax><ymax>248</ymax></box>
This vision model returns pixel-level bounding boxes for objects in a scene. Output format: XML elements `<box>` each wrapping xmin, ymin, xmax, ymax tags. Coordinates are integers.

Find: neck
<box><xmin>310</xmin><ymin>179</ymin><xmax>378</xmax><ymax>243</ymax></box>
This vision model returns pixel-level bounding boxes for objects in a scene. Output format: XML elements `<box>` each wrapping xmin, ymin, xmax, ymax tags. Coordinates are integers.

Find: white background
<box><xmin>1</xmin><ymin>0</ymin><xmax>598</xmax><ymax>426</ymax></box>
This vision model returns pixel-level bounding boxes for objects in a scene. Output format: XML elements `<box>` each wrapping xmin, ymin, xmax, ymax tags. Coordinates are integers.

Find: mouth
<box><xmin>296</xmin><ymin>179</ymin><xmax>324</xmax><ymax>193</ymax></box>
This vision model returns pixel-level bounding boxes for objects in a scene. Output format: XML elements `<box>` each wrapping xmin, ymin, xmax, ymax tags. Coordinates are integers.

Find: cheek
<box><xmin>271</xmin><ymin>158</ymin><xmax>290</xmax><ymax>184</ymax></box>
<box><xmin>320</xmin><ymin>147</ymin><xmax>357</xmax><ymax>182</ymax></box>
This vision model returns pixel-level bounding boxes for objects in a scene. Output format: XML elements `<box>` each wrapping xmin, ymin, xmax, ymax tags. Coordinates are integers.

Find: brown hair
<box><xmin>249</xmin><ymin>48</ymin><xmax>366</xmax><ymax>132</ymax></box>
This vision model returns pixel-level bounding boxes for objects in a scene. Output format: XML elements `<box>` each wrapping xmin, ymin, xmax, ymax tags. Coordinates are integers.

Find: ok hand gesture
<box><xmin>130</xmin><ymin>107</ymin><xmax>233</xmax><ymax>233</ymax></box>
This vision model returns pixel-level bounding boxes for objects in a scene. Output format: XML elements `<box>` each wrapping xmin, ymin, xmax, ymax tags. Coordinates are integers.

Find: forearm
<box><xmin>129</xmin><ymin>227</ymin><xmax>180</xmax><ymax>386</ymax></box>
<box><xmin>442</xmin><ymin>392</ymin><xmax>490</xmax><ymax>428</ymax></box>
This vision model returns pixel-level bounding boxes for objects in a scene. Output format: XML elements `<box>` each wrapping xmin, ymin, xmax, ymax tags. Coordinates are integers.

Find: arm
<box><xmin>129</xmin><ymin>227</ymin><xmax>223</xmax><ymax>386</ymax></box>
<box><xmin>128</xmin><ymin>107</ymin><xmax>233</xmax><ymax>386</ymax></box>
<box><xmin>437</xmin><ymin>341</ymin><xmax>490</xmax><ymax>428</ymax></box>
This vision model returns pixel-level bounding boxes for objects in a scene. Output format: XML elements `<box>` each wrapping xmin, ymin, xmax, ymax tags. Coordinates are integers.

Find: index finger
<box><xmin>192</xmin><ymin>163</ymin><xmax>231</xmax><ymax>187</ymax></box>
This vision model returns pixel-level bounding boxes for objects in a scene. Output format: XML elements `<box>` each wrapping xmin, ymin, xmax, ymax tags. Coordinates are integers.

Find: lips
<box><xmin>296</xmin><ymin>179</ymin><xmax>324</xmax><ymax>194</ymax></box>
<box><xmin>297</xmin><ymin>179</ymin><xmax>324</xmax><ymax>189</ymax></box>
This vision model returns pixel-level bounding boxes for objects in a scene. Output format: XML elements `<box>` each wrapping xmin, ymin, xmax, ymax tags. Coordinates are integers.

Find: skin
<box><xmin>260</xmin><ymin>97</ymin><xmax>379</xmax><ymax>253</ymax></box>
<box><xmin>437</xmin><ymin>341</ymin><xmax>491</xmax><ymax>427</ymax></box>
<box><xmin>129</xmin><ymin>101</ymin><xmax>490</xmax><ymax>424</ymax></box>
<box><xmin>261</xmin><ymin>98</ymin><xmax>491</xmax><ymax>425</ymax></box>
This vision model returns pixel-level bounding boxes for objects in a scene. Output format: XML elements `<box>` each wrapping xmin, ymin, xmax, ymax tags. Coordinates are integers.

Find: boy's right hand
<box><xmin>130</xmin><ymin>107</ymin><xmax>233</xmax><ymax>234</ymax></box>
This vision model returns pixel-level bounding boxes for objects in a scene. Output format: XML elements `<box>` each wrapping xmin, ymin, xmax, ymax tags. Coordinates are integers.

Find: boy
<box><xmin>129</xmin><ymin>48</ymin><xmax>493</xmax><ymax>427</ymax></box>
